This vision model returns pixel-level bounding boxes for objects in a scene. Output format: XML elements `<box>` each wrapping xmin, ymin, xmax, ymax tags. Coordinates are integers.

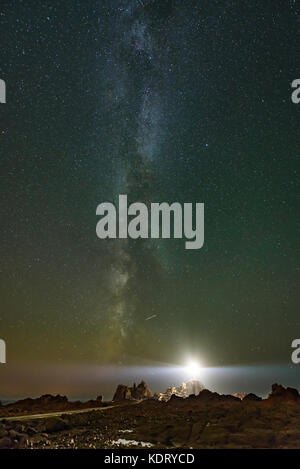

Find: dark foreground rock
<box><xmin>0</xmin><ymin>423</ymin><xmax>29</xmax><ymax>449</ymax></box>
<box><xmin>268</xmin><ymin>383</ymin><xmax>299</xmax><ymax>402</ymax></box>
<box><xmin>243</xmin><ymin>393</ymin><xmax>262</xmax><ymax>402</ymax></box>
<box><xmin>1</xmin><ymin>383</ymin><xmax>300</xmax><ymax>449</ymax></box>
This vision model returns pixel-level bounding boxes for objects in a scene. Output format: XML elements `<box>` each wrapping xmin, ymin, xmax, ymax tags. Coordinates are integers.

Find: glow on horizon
<box><xmin>185</xmin><ymin>359</ymin><xmax>203</xmax><ymax>379</ymax></box>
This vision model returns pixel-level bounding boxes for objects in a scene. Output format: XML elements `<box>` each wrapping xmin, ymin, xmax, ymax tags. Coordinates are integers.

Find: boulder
<box><xmin>43</xmin><ymin>417</ymin><xmax>69</xmax><ymax>433</ymax></box>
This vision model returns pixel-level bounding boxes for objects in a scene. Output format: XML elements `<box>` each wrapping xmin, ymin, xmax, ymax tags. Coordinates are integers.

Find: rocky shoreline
<box><xmin>0</xmin><ymin>383</ymin><xmax>300</xmax><ymax>449</ymax></box>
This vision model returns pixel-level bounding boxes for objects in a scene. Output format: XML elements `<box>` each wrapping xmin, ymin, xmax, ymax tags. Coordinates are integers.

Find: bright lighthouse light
<box><xmin>185</xmin><ymin>360</ymin><xmax>202</xmax><ymax>377</ymax></box>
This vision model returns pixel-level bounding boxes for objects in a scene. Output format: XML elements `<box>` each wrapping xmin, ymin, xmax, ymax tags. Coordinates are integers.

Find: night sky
<box><xmin>0</xmin><ymin>0</ymin><xmax>299</xmax><ymax>399</ymax></box>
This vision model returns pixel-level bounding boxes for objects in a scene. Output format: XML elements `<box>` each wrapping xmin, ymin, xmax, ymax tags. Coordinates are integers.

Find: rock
<box><xmin>165</xmin><ymin>388</ymin><xmax>241</xmax><ymax>406</ymax></box>
<box><xmin>197</xmin><ymin>389</ymin><xmax>219</xmax><ymax>402</ymax></box>
<box><xmin>8</xmin><ymin>429</ymin><xmax>23</xmax><ymax>439</ymax></box>
<box><xmin>243</xmin><ymin>393</ymin><xmax>262</xmax><ymax>402</ymax></box>
<box><xmin>219</xmin><ymin>394</ymin><xmax>241</xmax><ymax>403</ymax></box>
<box><xmin>286</xmin><ymin>387</ymin><xmax>299</xmax><ymax>400</ymax></box>
<box><xmin>113</xmin><ymin>384</ymin><xmax>132</xmax><ymax>401</ymax></box>
<box><xmin>0</xmin><ymin>424</ymin><xmax>7</xmax><ymax>438</ymax></box>
<box><xmin>169</xmin><ymin>394</ymin><xmax>183</xmax><ymax>402</ymax></box>
<box><xmin>270</xmin><ymin>383</ymin><xmax>286</xmax><ymax>397</ymax></box>
<box><xmin>96</xmin><ymin>395</ymin><xmax>103</xmax><ymax>403</ymax></box>
<box><xmin>0</xmin><ymin>436</ymin><xmax>14</xmax><ymax>449</ymax></box>
<box><xmin>132</xmin><ymin>381</ymin><xmax>153</xmax><ymax>399</ymax></box>
<box><xmin>197</xmin><ymin>389</ymin><xmax>239</xmax><ymax>403</ymax></box>
<box><xmin>26</xmin><ymin>426</ymin><xmax>38</xmax><ymax>436</ymax></box>
<box><xmin>0</xmin><ymin>393</ymin><xmax>72</xmax><ymax>418</ymax></box>
<box><xmin>39</xmin><ymin>394</ymin><xmax>68</xmax><ymax>404</ymax></box>
<box><xmin>14</xmin><ymin>423</ymin><xmax>26</xmax><ymax>433</ymax></box>
<box><xmin>268</xmin><ymin>383</ymin><xmax>299</xmax><ymax>402</ymax></box>
<box><xmin>43</xmin><ymin>417</ymin><xmax>69</xmax><ymax>433</ymax></box>
<box><xmin>113</xmin><ymin>381</ymin><xmax>152</xmax><ymax>401</ymax></box>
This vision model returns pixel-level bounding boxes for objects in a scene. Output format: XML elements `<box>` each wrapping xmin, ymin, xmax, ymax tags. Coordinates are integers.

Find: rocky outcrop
<box><xmin>131</xmin><ymin>381</ymin><xmax>153</xmax><ymax>399</ymax></box>
<box><xmin>197</xmin><ymin>389</ymin><xmax>240</xmax><ymax>403</ymax></box>
<box><xmin>113</xmin><ymin>381</ymin><xmax>153</xmax><ymax>401</ymax></box>
<box><xmin>243</xmin><ymin>393</ymin><xmax>262</xmax><ymax>402</ymax></box>
<box><xmin>113</xmin><ymin>385</ymin><xmax>132</xmax><ymax>401</ymax></box>
<box><xmin>0</xmin><ymin>393</ymin><xmax>104</xmax><ymax>418</ymax></box>
<box><xmin>164</xmin><ymin>387</ymin><xmax>241</xmax><ymax>407</ymax></box>
<box><xmin>268</xmin><ymin>383</ymin><xmax>299</xmax><ymax>403</ymax></box>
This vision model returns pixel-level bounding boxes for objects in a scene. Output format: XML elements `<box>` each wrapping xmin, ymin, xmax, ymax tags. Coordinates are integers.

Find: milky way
<box><xmin>100</xmin><ymin>2</ymin><xmax>168</xmax><ymax>357</ymax></box>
